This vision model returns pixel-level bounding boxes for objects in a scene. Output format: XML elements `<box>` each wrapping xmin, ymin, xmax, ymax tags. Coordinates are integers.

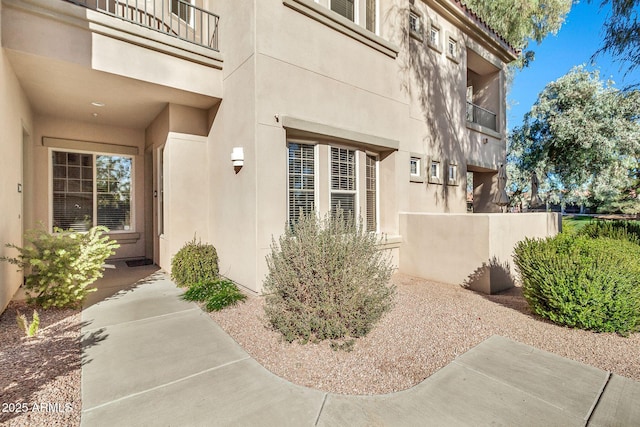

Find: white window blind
<box><xmin>331</xmin><ymin>0</ymin><xmax>355</xmax><ymax>22</ymax></box>
<box><xmin>331</xmin><ymin>147</ymin><xmax>356</xmax><ymax>222</ymax></box>
<box><xmin>366</xmin><ymin>154</ymin><xmax>377</xmax><ymax>232</ymax></box>
<box><xmin>52</xmin><ymin>151</ymin><xmax>131</xmax><ymax>232</ymax></box>
<box><xmin>288</xmin><ymin>143</ymin><xmax>315</xmax><ymax>225</ymax></box>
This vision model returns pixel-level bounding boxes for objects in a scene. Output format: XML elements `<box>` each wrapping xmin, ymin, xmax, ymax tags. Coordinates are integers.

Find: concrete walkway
<box><xmin>81</xmin><ymin>271</ymin><xmax>640</xmax><ymax>426</ymax></box>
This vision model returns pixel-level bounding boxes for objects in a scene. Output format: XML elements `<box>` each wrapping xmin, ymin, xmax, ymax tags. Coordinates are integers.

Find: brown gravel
<box><xmin>210</xmin><ymin>273</ymin><xmax>640</xmax><ymax>395</ymax></box>
<box><xmin>0</xmin><ymin>302</ymin><xmax>81</xmax><ymax>427</ymax></box>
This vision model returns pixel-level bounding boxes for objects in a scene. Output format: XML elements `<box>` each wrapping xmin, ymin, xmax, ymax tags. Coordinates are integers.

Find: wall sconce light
<box><xmin>231</xmin><ymin>147</ymin><xmax>244</xmax><ymax>172</ymax></box>
<box><xmin>482</xmin><ymin>137</ymin><xmax>489</xmax><ymax>144</ymax></box>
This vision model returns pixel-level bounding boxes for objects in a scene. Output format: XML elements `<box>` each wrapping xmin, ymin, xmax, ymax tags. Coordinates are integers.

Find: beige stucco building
<box><xmin>0</xmin><ymin>0</ymin><xmax>559</xmax><ymax>312</ymax></box>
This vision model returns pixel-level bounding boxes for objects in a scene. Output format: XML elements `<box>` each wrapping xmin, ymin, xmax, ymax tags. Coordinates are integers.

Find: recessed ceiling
<box><xmin>6</xmin><ymin>49</ymin><xmax>219</xmax><ymax>130</ymax></box>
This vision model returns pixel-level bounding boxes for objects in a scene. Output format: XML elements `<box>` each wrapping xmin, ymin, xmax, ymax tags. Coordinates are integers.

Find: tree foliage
<box><xmin>595</xmin><ymin>0</ymin><xmax>640</xmax><ymax>75</ymax></box>
<box><xmin>462</xmin><ymin>0</ymin><xmax>573</xmax><ymax>66</ymax></box>
<box><xmin>508</xmin><ymin>66</ymin><xmax>640</xmax><ymax>212</ymax></box>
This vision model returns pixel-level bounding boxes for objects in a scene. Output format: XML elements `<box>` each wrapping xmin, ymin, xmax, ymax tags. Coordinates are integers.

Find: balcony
<box><xmin>64</xmin><ymin>0</ymin><xmax>219</xmax><ymax>50</ymax></box>
<box><xmin>466</xmin><ymin>102</ymin><xmax>497</xmax><ymax>132</ymax></box>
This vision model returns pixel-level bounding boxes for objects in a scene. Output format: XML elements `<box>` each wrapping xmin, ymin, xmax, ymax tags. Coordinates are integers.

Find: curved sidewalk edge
<box><xmin>80</xmin><ymin>272</ymin><xmax>640</xmax><ymax>426</ymax></box>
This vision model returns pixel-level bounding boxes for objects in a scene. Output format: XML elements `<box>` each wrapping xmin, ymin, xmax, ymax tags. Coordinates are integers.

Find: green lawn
<box><xmin>562</xmin><ymin>215</ymin><xmax>594</xmax><ymax>233</ymax></box>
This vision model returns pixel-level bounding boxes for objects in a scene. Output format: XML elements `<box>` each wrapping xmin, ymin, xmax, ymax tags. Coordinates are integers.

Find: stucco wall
<box><xmin>159</xmin><ymin>133</ymin><xmax>210</xmax><ymax>272</ymax></box>
<box><xmin>0</xmin><ymin>50</ymin><xmax>33</xmax><ymax>313</ymax></box>
<box><xmin>399</xmin><ymin>212</ymin><xmax>561</xmax><ymax>294</ymax></box>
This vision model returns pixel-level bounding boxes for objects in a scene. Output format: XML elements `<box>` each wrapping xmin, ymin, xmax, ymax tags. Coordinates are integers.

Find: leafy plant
<box><xmin>171</xmin><ymin>237</ymin><xmax>219</xmax><ymax>288</ymax></box>
<box><xmin>514</xmin><ymin>233</ymin><xmax>640</xmax><ymax>335</ymax></box>
<box><xmin>1</xmin><ymin>225</ymin><xmax>119</xmax><ymax>308</ymax></box>
<box><xmin>182</xmin><ymin>279</ymin><xmax>246</xmax><ymax>311</ymax></box>
<box><xmin>577</xmin><ymin>220</ymin><xmax>640</xmax><ymax>244</ymax></box>
<box><xmin>263</xmin><ymin>213</ymin><xmax>396</xmax><ymax>346</ymax></box>
<box><xmin>16</xmin><ymin>309</ymin><xmax>40</xmax><ymax>338</ymax></box>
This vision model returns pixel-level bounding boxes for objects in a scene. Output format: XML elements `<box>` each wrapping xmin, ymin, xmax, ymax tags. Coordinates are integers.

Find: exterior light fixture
<box><xmin>482</xmin><ymin>137</ymin><xmax>489</xmax><ymax>144</ymax></box>
<box><xmin>231</xmin><ymin>147</ymin><xmax>244</xmax><ymax>171</ymax></box>
<box><xmin>91</xmin><ymin>101</ymin><xmax>105</xmax><ymax>107</ymax></box>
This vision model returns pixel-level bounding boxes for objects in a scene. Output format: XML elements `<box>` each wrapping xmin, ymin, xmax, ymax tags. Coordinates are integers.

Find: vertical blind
<box><xmin>288</xmin><ymin>143</ymin><xmax>315</xmax><ymax>225</ymax></box>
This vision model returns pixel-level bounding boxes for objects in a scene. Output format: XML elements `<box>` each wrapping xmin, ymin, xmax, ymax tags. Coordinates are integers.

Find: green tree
<box><xmin>594</xmin><ymin>0</ymin><xmax>640</xmax><ymax>75</ymax></box>
<box><xmin>462</xmin><ymin>0</ymin><xmax>573</xmax><ymax>66</ymax></box>
<box><xmin>508</xmin><ymin>66</ymin><xmax>640</xmax><ymax>213</ymax></box>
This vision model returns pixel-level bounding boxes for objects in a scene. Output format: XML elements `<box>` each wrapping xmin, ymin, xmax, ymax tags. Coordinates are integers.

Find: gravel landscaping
<box><xmin>210</xmin><ymin>273</ymin><xmax>640</xmax><ymax>395</ymax></box>
<box><xmin>0</xmin><ymin>302</ymin><xmax>81</xmax><ymax>427</ymax></box>
<box><xmin>1</xmin><ymin>271</ymin><xmax>638</xmax><ymax>425</ymax></box>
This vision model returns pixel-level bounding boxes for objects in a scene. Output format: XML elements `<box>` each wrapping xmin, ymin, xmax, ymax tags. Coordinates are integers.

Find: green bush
<box><xmin>263</xmin><ymin>213</ymin><xmax>396</xmax><ymax>345</ymax></box>
<box><xmin>577</xmin><ymin>220</ymin><xmax>640</xmax><ymax>244</ymax></box>
<box><xmin>1</xmin><ymin>226</ymin><xmax>119</xmax><ymax>308</ymax></box>
<box><xmin>16</xmin><ymin>309</ymin><xmax>40</xmax><ymax>338</ymax></box>
<box><xmin>182</xmin><ymin>278</ymin><xmax>246</xmax><ymax>311</ymax></box>
<box><xmin>514</xmin><ymin>233</ymin><xmax>640</xmax><ymax>335</ymax></box>
<box><xmin>171</xmin><ymin>237</ymin><xmax>219</xmax><ymax>288</ymax></box>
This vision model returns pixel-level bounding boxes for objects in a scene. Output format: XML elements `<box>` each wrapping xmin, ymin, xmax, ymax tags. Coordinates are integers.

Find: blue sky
<box><xmin>507</xmin><ymin>1</ymin><xmax>640</xmax><ymax>130</ymax></box>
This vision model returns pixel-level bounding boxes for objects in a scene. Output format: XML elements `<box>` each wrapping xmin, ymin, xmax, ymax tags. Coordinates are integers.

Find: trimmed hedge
<box><xmin>171</xmin><ymin>238</ymin><xmax>219</xmax><ymax>288</ymax></box>
<box><xmin>514</xmin><ymin>233</ymin><xmax>640</xmax><ymax>335</ymax></box>
<box><xmin>577</xmin><ymin>220</ymin><xmax>640</xmax><ymax>244</ymax></box>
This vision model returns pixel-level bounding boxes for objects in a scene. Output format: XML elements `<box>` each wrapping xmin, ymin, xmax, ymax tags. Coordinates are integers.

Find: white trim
<box><xmin>49</xmin><ymin>147</ymin><xmax>135</xmax><ymax>233</ymax></box>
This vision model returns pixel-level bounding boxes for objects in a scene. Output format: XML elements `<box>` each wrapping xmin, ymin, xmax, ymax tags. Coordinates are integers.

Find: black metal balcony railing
<box><xmin>466</xmin><ymin>101</ymin><xmax>497</xmax><ymax>132</ymax></box>
<box><xmin>65</xmin><ymin>0</ymin><xmax>219</xmax><ymax>51</ymax></box>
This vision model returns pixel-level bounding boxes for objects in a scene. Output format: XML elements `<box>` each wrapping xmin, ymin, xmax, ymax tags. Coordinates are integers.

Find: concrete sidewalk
<box><xmin>81</xmin><ymin>272</ymin><xmax>640</xmax><ymax>426</ymax></box>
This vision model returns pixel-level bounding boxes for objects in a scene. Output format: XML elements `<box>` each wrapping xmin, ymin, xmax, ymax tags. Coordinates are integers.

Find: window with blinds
<box><xmin>366</xmin><ymin>0</ymin><xmax>376</xmax><ymax>32</ymax></box>
<box><xmin>52</xmin><ymin>151</ymin><xmax>132</xmax><ymax>232</ymax></box>
<box><xmin>331</xmin><ymin>0</ymin><xmax>355</xmax><ymax>22</ymax></box>
<box><xmin>366</xmin><ymin>154</ymin><xmax>377</xmax><ymax>232</ymax></box>
<box><xmin>288</xmin><ymin>143</ymin><xmax>315</xmax><ymax>225</ymax></box>
<box><xmin>331</xmin><ymin>147</ymin><xmax>356</xmax><ymax>222</ymax></box>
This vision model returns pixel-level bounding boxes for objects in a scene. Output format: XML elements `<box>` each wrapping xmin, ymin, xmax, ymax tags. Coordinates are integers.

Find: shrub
<box><xmin>171</xmin><ymin>237</ymin><xmax>219</xmax><ymax>288</ymax></box>
<box><xmin>577</xmin><ymin>220</ymin><xmax>640</xmax><ymax>245</ymax></box>
<box><xmin>182</xmin><ymin>278</ymin><xmax>246</xmax><ymax>311</ymax></box>
<box><xmin>1</xmin><ymin>225</ymin><xmax>119</xmax><ymax>308</ymax></box>
<box><xmin>16</xmin><ymin>310</ymin><xmax>40</xmax><ymax>338</ymax></box>
<box><xmin>263</xmin><ymin>213</ymin><xmax>396</xmax><ymax>345</ymax></box>
<box><xmin>514</xmin><ymin>233</ymin><xmax>640</xmax><ymax>335</ymax></box>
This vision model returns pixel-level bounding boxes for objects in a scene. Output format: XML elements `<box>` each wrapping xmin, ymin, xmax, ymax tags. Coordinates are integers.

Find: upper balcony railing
<box><xmin>466</xmin><ymin>101</ymin><xmax>497</xmax><ymax>132</ymax></box>
<box><xmin>64</xmin><ymin>0</ymin><xmax>219</xmax><ymax>51</ymax></box>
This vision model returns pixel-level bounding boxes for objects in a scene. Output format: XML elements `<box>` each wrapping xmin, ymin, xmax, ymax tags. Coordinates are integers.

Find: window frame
<box><xmin>427</xmin><ymin>19</ymin><xmax>442</xmax><ymax>52</ymax></box>
<box><xmin>171</xmin><ymin>0</ymin><xmax>196</xmax><ymax>27</ymax></box>
<box><xmin>365</xmin><ymin>152</ymin><xmax>379</xmax><ymax>233</ymax></box>
<box><xmin>409</xmin><ymin>154</ymin><xmax>425</xmax><ymax>183</ymax></box>
<box><xmin>50</xmin><ymin>148</ymin><xmax>135</xmax><ymax>234</ymax></box>
<box><xmin>328</xmin><ymin>0</ymin><xmax>378</xmax><ymax>33</ymax></box>
<box><xmin>428</xmin><ymin>159</ymin><xmax>442</xmax><ymax>184</ymax></box>
<box><xmin>409</xmin><ymin>6</ymin><xmax>423</xmax><ymax>41</ymax></box>
<box><xmin>287</xmin><ymin>140</ymin><xmax>319</xmax><ymax>226</ymax></box>
<box><xmin>446</xmin><ymin>33</ymin><xmax>459</xmax><ymax>62</ymax></box>
<box><xmin>329</xmin><ymin>145</ymin><xmax>359</xmax><ymax>223</ymax></box>
<box><xmin>448</xmin><ymin>163</ymin><xmax>458</xmax><ymax>186</ymax></box>
<box><xmin>286</xmin><ymin>139</ymin><xmax>379</xmax><ymax>232</ymax></box>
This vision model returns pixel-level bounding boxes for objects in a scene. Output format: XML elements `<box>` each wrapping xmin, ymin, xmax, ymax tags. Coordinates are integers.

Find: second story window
<box><xmin>331</xmin><ymin>0</ymin><xmax>355</xmax><ymax>22</ymax></box>
<box><xmin>428</xmin><ymin>22</ymin><xmax>441</xmax><ymax>52</ymax></box>
<box><xmin>366</xmin><ymin>0</ymin><xmax>376</xmax><ymax>32</ymax></box>
<box><xmin>172</xmin><ymin>0</ymin><xmax>194</xmax><ymax>25</ymax></box>
<box><xmin>447</xmin><ymin>36</ymin><xmax>458</xmax><ymax>61</ymax></box>
<box><xmin>409</xmin><ymin>10</ymin><xmax>422</xmax><ymax>40</ymax></box>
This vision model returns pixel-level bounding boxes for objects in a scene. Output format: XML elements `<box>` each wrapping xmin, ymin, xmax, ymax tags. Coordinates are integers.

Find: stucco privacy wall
<box><xmin>0</xmin><ymin>48</ymin><xmax>33</xmax><ymax>313</ymax></box>
<box><xmin>399</xmin><ymin>212</ymin><xmax>561</xmax><ymax>294</ymax></box>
